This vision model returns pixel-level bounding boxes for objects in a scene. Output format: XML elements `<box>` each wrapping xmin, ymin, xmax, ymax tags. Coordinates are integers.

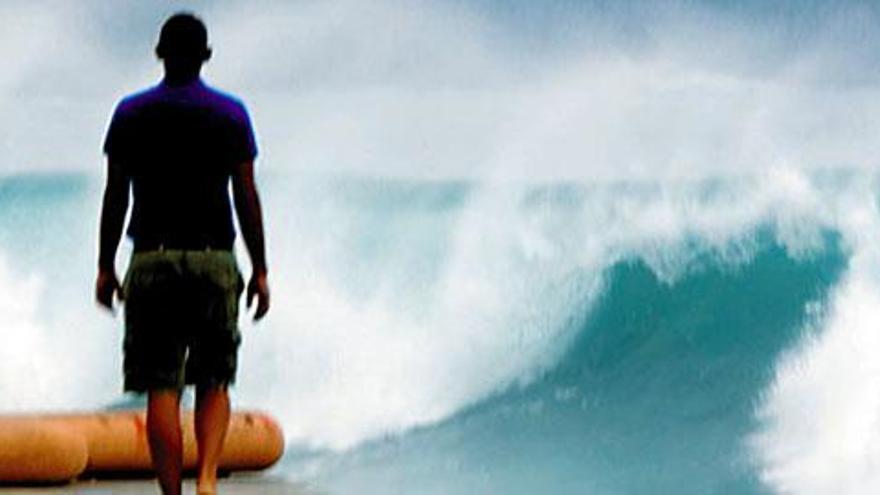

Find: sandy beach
<box><xmin>0</xmin><ymin>474</ymin><xmax>318</xmax><ymax>494</ymax></box>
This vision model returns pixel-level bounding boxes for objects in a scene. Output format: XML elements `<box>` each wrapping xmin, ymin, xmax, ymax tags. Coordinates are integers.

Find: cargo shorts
<box><xmin>121</xmin><ymin>249</ymin><xmax>244</xmax><ymax>392</ymax></box>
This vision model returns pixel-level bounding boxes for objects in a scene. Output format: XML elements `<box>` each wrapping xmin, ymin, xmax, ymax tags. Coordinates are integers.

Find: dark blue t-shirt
<box><xmin>103</xmin><ymin>78</ymin><xmax>257</xmax><ymax>248</ymax></box>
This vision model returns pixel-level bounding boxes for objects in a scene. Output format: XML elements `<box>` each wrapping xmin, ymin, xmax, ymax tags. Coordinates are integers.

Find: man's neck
<box><xmin>163</xmin><ymin>72</ymin><xmax>201</xmax><ymax>87</ymax></box>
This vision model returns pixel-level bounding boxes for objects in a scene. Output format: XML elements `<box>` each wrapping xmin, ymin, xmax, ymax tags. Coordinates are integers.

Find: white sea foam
<box><xmin>750</xmin><ymin>176</ymin><xmax>880</xmax><ymax>494</ymax></box>
<box><xmin>229</xmin><ymin>167</ymin><xmax>839</xmax><ymax>451</ymax></box>
<box><xmin>0</xmin><ymin>251</ymin><xmax>116</xmax><ymax>412</ymax></box>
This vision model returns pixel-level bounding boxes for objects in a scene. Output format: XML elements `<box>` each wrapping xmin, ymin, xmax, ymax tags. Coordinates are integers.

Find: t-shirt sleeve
<box><xmin>230</xmin><ymin>103</ymin><xmax>258</xmax><ymax>163</ymax></box>
<box><xmin>102</xmin><ymin>103</ymin><xmax>130</xmax><ymax>161</ymax></box>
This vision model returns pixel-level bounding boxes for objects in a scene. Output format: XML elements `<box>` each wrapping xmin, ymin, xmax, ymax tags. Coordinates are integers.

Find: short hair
<box><xmin>156</xmin><ymin>12</ymin><xmax>210</xmax><ymax>61</ymax></box>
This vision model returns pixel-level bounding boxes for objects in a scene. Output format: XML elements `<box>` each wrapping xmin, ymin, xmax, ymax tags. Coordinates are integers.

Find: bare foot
<box><xmin>196</xmin><ymin>476</ymin><xmax>217</xmax><ymax>495</ymax></box>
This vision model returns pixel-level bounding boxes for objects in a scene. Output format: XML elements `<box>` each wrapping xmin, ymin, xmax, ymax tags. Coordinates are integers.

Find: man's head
<box><xmin>156</xmin><ymin>13</ymin><xmax>211</xmax><ymax>78</ymax></box>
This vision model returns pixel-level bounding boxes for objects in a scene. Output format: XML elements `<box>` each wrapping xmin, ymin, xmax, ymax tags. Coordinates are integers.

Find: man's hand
<box><xmin>246</xmin><ymin>271</ymin><xmax>270</xmax><ymax>321</ymax></box>
<box><xmin>96</xmin><ymin>268</ymin><xmax>122</xmax><ymax>311</ymax></box>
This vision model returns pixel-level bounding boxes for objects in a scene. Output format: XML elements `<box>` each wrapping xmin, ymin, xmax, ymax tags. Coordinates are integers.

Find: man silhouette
<box><xmin>96</xmin><ymin>12</ymin><xmax>269</xmax><ymax>495</ymax></box>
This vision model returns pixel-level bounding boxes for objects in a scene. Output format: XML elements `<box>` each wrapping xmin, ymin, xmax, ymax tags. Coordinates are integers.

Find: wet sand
<box><xmin>0</xmin><ymin>474</ymin><xmax>319</xmax><ymax>494</ymax></box>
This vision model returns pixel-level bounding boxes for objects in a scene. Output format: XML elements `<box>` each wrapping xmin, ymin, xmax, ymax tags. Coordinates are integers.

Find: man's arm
<box><xmin>96</xmin><ymin>159</ymin><xmax>130</xmax><ymax>310</ymax></box>
<box><xmin>231</xmin><ymin>160</ymin><xmax>270</xmax><ymax>320</ymax></box>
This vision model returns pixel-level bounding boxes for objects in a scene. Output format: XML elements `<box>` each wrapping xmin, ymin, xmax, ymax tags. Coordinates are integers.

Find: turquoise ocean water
<box><xmin>0</xmin><ymin>171</ymin><xmax>873</xmax><ymax>494</ymax></box>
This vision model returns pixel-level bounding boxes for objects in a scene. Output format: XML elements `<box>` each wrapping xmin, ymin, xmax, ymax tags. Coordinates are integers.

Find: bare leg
<box><xmin>147</xmin><ymin>390</ymin><xmax>183</xmax><ymax>495</ymax></box>
<box><xmin>195</xmin><ymin>385</ymin><xmax>231</xmax><ymax>494</ymax></box>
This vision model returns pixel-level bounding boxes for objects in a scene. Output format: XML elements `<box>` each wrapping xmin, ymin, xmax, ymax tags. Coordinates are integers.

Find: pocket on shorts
<box><xmin>196</xmin><ymin>253</ymin><xmax>242</xmax><ymax>293</ymax></box>
<box><xmin>189</xmin><ymin>252</ymin><xmax>244</xmax><ymax>327</ymax></box>
<box><xmin>122</xmin><ymin>253</ymin><xmax>179</xmax><ymax>301</ymax></box>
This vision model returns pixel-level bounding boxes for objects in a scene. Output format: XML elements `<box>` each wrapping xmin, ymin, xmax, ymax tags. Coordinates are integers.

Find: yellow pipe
<box><xmin>0</xmin><ymin>410</ymin><xmax>284</xmax><ymax>483</ymax></box>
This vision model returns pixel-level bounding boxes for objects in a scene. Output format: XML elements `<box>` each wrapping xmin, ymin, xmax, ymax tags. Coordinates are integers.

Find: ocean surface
<box><xmin>0</xmin><ymin>170</ymin><xmax>875</xmax><ymax>494</ymax></box>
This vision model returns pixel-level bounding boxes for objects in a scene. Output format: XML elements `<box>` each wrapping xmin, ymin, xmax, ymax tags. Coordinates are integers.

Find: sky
<box><xmin>4</xmin><ymin>0</ymin><xmax>880</xmax><ymax>180</ymax></box>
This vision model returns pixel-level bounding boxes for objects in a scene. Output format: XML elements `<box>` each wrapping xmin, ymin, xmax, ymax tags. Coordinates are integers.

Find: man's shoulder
<box><xmin>113</xmin><ymin>85</ymin><xmax>163</xmax><ymax>117</ymax></box>
<box><xmin>200</xmin><ymin>82</ymin><xmax>251</xmax><ymax>123</ymax></box>
<box><xmin>110</xmin><ymin>80</ymin><xmax>252</xmax><ymax>128</ymax></box>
